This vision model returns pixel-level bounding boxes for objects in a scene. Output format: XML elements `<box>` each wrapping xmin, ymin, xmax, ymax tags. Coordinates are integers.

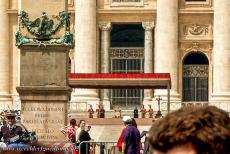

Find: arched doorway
<box><xmin>110</xmin><ymin>24</ymin><xmax>144</xmax><ymax>109</ymax></box>
<box><xmin>183</xmin><ymin>52</ymin><xmax>209</xmax><ymax>102</ymax></box>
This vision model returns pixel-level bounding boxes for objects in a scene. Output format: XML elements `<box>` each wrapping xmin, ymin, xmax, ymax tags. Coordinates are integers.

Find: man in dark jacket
<box><xmin>0</xmin><ymin>112</ymin><xmax>23</xmax><ymax>145</ymax></box>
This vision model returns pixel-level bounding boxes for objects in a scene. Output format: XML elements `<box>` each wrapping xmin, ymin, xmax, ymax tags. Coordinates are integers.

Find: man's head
<box><xmin>79</xmin><ymin>120</ymin><xmax>86</xmax><ymax>128</ymax></box>
<box><xmin>148</xmin><ymin>106</ymin><xmax>230</xmax><ymax>154</ymax></box>
<box><xmin>6</xmin><ymin>112</ymin><xmax>16</xmax><ymax>126</ymax></box>
<box><xmin>122</xmin><ymin>116</ymin><xmax>132</xmax><ymax>125</ymax></box>
<box><xmin>85</xmin><ymin>124</ymin><xmax>91</xmax><ymax>132</ymax></box>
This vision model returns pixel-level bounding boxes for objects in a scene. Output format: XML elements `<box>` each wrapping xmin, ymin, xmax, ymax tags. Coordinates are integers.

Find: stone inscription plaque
<box><xmin>21</xmin><ymin>102</ymin><xmax>66</xmax><ymax>141</ymax></box>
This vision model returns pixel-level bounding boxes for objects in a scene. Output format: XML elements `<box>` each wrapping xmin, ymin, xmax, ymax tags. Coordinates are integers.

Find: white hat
<box><xmin>122</xmin><ymin>116</ymin><xmax>132</xmax><ymax>122</ymax></box>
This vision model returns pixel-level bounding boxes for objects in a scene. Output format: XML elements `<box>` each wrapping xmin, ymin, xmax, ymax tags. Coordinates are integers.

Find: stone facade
<box><xmin>1</xmin><ymin>0</ymin><xmax>230</xmax><ymax>113</ymax></box>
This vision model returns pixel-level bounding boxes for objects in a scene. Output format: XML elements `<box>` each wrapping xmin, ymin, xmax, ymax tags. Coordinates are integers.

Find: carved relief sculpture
<box><xmin>183</xmin><ymin>24</ymin><xmax>210</xmax><ymax>38</ymax></box>
<box><xmin>16</xmin><ymin>10</ymin><xmax>74</xmax><ymax>48</ymax></box>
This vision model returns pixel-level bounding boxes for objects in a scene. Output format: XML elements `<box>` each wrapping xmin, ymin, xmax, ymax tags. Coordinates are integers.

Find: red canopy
<box><xmin>68</xmin><ymin>73</ymin><xmax>171</xmax><ymax>89</ymax></box>
<box><xmin>68</xmin><ymin>73</ymin><xmax>171</xmax><ymax>112</ymax></box>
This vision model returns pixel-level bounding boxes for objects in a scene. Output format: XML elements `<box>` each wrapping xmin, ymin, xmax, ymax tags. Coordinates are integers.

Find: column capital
<box><xmin>99</xmin><ymin>21</ymin><xmax>112</xmax><ymax>31</ymax></box>
<box><xmin>142</xmin><ymin>21</ymin><xmax>155</xmax><ymax>31</ymax></box>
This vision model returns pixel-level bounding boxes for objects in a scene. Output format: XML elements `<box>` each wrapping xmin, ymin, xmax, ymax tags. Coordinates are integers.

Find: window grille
<box><xmin>183</xmin><ymin>65</ymin><xmax>208</xmax><ymax>102</ymax></box>
<box><xmin>110</xmin><ymin>48</ymin><xmax>144</xmax><ymax>109</ymax></box>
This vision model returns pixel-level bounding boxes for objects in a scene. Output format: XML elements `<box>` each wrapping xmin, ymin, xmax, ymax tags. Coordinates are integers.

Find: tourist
<box><xmin>75</xmin><ymin>120</ymin><xmax>86</xmax><ymax>143</ymax></box>
<box><xmin>122</xmin><ymin>116</ymin><xmax>141</xmax><ymax>154</ymax></box>
<box><xmin>141</xmin><ymin>131</ymin><xmax>151</xmax><ymax>154</ymax></box>
<box><xmin>60</xmin><ymin>118</ymin><xmax>77</xmax><ymax>143</ymax></box>
<box><xmin>148</xmin><ymin>106</ymin><xmax>230</xmax><ymax>154</ymax></box>
<box><xmin>78</xmin><ymin>124</ymin><xmax>92</xmax><ymax>154</ymax></box>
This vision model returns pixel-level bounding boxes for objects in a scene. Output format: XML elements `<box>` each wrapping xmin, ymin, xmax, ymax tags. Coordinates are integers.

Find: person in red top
<box><xmin>117</xmin><ymin>126</ymin><xmax>126</xmax><ymax>152</ymax></box>
<box><xmin>60</xmin><ymin>119</ymin><xmax>77</xmax><ymax>143</ymax></box>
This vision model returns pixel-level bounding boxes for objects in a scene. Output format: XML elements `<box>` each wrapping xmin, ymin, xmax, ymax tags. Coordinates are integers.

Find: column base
<box><xmin>70</xmin><ymin>89</ymin><xmax>100</xmax><ymax>111</ymax></box>
<box><xmin>0</xmin><ymin>93</ymin><xmax>20</xmax><ymax>110</ymax></box>
<box><xmin>101</xmin><ymin>99</ymin><xmax>110</xmax><ymax>110</ymax></box>
<box><xmin>210</xmin><ymin>92</ymin><xmax>230</xmax><ymax>112</ymax></box>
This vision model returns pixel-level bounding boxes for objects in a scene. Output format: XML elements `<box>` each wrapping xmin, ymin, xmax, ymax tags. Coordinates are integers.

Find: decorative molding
<box><xmin>184</xmin><ymin>24</ymin><xmax>209</xmax><ymax>36</ymax></box>
<box><xmin>98</xmin><ymin>22</ymin><xmax>112</xmax><ymax>31</ymax></box>
<box><xmin>110</xmin><ymin>47</ymin><xmax>144</xmax><ymax>59</ymax></box>
<box><xmin>182</xmin><ymin>0</ymin><xmax>212</xmax><ymax>8</ymax></box>
<box><xmin>15</xmin><ymin>30</ymin><xmax>74</xmax><ymax>48</ymax></box>
<box><xmin>181</xmin><ymin>42</ymin><xmax>211</xmax><ymax>53</ymax></box>
<box><xmin>142</xmin><ymin>21</ymin><xmax>155</xmax><ymax>31</ymax></box>
<box><xmin>110</xmin><ymin>0</ymin><xmax>144</xmax><ymax>7</ymax></box>
<box><xmin>180</xmin><ymin>42</ymin><xmax>212</xmax><ymax>63</ymax></box>
<box><xmin>183</xmin><ymin>65</ymin><xmax>209</xmax><ymax>77</ymax></box>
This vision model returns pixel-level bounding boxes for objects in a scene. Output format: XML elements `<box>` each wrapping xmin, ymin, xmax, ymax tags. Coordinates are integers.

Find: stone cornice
<box><xmin>179</xmin><ymin>9</ymin><xmax>213</xmax><ymax>14</ymax></box>
<box><xmin>97</xmin><ymin>9</ymin><xmax>156</xmax><ymax>14</ymax></box>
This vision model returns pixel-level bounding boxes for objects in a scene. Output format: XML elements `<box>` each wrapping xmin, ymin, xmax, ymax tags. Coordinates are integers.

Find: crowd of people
<box><xmin>60</xmin><ymin>118</ymin><xmax>93</xmax><ymax>154</ymax></box>
<box><xmin>1</xmin><ymin>105</ymin><xmax>230</xmax><ymax>154</ymax></box>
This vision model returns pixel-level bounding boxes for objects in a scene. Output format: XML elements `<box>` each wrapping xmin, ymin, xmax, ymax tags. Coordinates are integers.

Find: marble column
<box><xmin>154</xmin><ymin>0</ymin><xmax>180</xmax><ymax>110</ymax></box>
<box><xmin>99</xmin><ymin>21</ymin><xmax>111</xmax><ymax>110</ymax></box>
<box><xmin>71</xmin><ymin>0</ymin><xmax>99</xmax><ymax>111</ymax></box>
<box><xmin>142</xmin><ymin>21</ymin><xmax>154</xmax><ymax>105</ymax></box>
<box><xmin>211</xmin><ymin>0</ymin><xmax>230</xmax><ymax>111</ymax></box>
<box><xmin>0</xmin><ymin>1</ymin><xmax>10</xmax><ymax>110</ymax></box>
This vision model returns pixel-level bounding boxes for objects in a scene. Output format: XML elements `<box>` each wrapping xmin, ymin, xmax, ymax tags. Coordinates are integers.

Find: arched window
<box><xmin>183</xmin><ymin>52</ymin><xmax>209</xmax><ymax>102</ymax></box>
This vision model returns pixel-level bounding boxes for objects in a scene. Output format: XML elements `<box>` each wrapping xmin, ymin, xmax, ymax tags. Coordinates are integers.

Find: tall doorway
<box><xmin>110</xmin><ymin>24</ymin><xmax>144</xmax><ymax>109</ymax></box>
<box><xmin>183</xmin><ymin>52</ymin><xmax>209</xmax><ymax>102</ymax></box>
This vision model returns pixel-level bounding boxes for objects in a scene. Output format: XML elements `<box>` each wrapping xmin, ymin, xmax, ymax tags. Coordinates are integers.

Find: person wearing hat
<box><xmin>121</xmin><ymin>116</ymin><xmax>141</xmax><ymax>154</ymax></box>
<box><xmin>0</xmin><ymin>112</ymin><xmax>24</xmax><ymax>146</ymax></box>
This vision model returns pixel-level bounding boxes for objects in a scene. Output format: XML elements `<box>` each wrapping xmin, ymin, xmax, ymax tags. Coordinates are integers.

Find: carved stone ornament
<box><xmin>142</xmin><ymin>21</ymin><xmax>155</xmax><ymax>31</ymax></box>
<box><xmin>110</xmin><ymin>48</ymin><xmax>144</xmax><ymax>59</ymax></box>
<box><xmin>184</xmin><ymin>24</ymin><xmax>209</xmax><ymax>36</ymax></box>
<box><xmin>99</xmin><ymin>22</ymin><xmax>112</xmax><ymax>31</ymax></box>
<box><xmin>16</xmin><ymin>11</ymin><xmax>74</xmax><ymax>48</ymax></box>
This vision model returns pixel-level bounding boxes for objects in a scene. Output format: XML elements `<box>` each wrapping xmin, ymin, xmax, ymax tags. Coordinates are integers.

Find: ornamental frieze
<box><xmin>183</xmin><ymin>65</ymin><xmax>208</xmax><ymax>78</ymax></box>
<box><xmin>110</xmin><ymin>48</ymin><xmax>144</xmax><ymax>59</ymax></box>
